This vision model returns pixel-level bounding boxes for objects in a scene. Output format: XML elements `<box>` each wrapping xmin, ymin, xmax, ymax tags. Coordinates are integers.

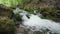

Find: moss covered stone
<box><xmin>0</xmin><ymin>17</ymin><xmax>16</xmax><ymax>34</ymax></box>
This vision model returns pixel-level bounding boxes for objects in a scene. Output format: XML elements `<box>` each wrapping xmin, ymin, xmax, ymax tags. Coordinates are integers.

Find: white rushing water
<box><xmin>13</xmin><ymin>8</ymin><xmax>60</xmax><ymax>34</ymax></box>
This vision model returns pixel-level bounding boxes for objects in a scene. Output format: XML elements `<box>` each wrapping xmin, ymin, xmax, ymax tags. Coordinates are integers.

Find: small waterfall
<box><xmin>13</xmin><ymin>8</ymin><xmax>60</xmax><ymax>34</ymax></box>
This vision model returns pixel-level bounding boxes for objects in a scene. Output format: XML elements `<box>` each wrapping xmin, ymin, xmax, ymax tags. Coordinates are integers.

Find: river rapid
<box><xmin>13</xmin><ymin>8</ymin><xmax>60</xmax><ymax>34</ymax></box>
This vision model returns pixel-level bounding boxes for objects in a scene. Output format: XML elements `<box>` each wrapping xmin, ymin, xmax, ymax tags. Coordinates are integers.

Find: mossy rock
<box><xmin>0</xmin><ymin>17</ymin><xmax>16</xmax><ymax>34</ymax></box>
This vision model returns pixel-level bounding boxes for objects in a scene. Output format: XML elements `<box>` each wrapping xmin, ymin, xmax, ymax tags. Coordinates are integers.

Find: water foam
<box><xmin>13</xmin><ymin>8</ymin><xmax>60</xmax><ymax>34</ymax></box>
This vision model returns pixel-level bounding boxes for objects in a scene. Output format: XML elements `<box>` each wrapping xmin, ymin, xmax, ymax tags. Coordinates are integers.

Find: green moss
<box><xmin>0</xmin><ymin>17</ymin><xmax>16</xmax><ymax>34</ymax></box>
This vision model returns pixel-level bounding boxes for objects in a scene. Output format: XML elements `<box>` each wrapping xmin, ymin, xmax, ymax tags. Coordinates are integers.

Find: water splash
<box><xmin>13</xmin><ymin>8</ymin><xmax>60</xmax><ymax>34</ymax></box>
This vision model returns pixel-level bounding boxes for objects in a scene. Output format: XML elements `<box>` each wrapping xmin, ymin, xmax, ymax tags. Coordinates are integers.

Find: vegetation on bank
<box><xmin>0</xmin><ymin>0</ymin><xmax>23</xmax><ymax>7</ymax></box>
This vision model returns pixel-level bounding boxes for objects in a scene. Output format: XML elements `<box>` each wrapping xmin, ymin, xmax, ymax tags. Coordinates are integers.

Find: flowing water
<box><xmin>13</xmin><ymin>8</ymin><xmax>60</xmax><ymax>34</ymax></box>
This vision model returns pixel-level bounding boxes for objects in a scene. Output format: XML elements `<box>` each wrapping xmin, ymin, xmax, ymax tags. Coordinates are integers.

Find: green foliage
<box><xmin>24</xmin><ymin>7</ymin><xmax>34</xmax><ymax>14</ymax></box>
<box><xmin>0</xmin><ymin>0</ymin><xmax>22</xmax><ymax>7</ymax></box>
<box><xmin>0</xmin><ymin>17</ymin><xmax>16</xmax><ymax>34</ymax></box>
